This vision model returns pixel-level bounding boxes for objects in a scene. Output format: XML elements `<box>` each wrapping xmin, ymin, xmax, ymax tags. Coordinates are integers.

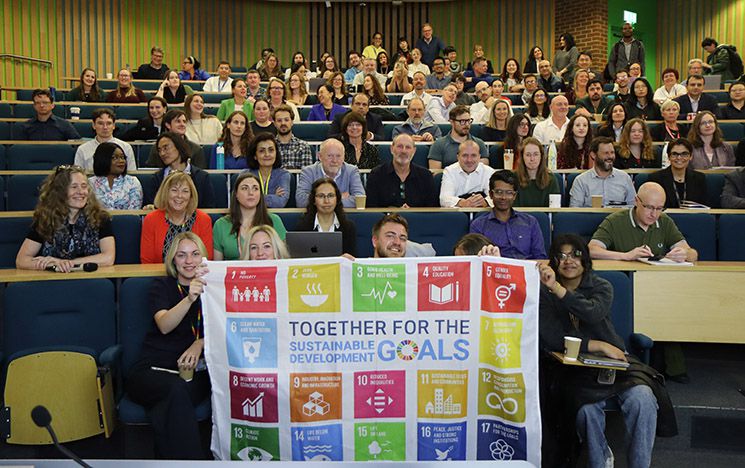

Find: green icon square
<box><xmin>352</xmin><ymin>263</ymin><xmax>406</xmax><ymax>312</ymax></box>
<box><xmin>354</xmin><ymin>422</ymin><xmax>406</xmax><ymax>461</ymax></box>
<box><xmin>230</xmin><ymin>424</ymin><xmax>279</xmax><ymax>461</ymax></box>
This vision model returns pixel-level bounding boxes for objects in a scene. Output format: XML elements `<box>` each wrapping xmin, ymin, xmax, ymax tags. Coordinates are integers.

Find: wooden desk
<box><xmin>0</xmin><ymin>263</ymin><xmax>165</xmax><ymax>283</ymax></box>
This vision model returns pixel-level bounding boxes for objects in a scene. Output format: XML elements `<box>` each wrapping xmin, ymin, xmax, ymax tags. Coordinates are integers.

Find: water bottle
<box><xmin>661</xmin><ymin>141</ymin><xmax>670</xmax><ymax>169</ymax></box>
<box><xmin>547</xmin><ymin>140</ymin><xmax>557</xmax><ymax>171</ymax></box>
<box><xmin>503</xmin><ymin>149</ymin><xmax>514</xmax><ymax>171</ymax></box>
<box><xmin>216</xmin><ymin>144</ymin><xmax>225</xmax><ymax>170</ymax></box>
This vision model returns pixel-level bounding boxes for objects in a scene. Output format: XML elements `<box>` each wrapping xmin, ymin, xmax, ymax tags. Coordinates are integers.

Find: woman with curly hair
<box><xmin>363</xmin><ymin>74</ymin><xmax>389</xmax><ymax>105</ymax></box>
<box><xmin>213</xmin><ymin>172</ymin><xmax>287</xmax><ymax>261</ymax></box>
<box><xmin>557</xmin><ymin>114</ymin><xmax>593</xmax><ymax>169</ymax></box>
<box><xmin>16</xmin><ymin>165</ymin><xmax>115</xmax><ymax>271</ymax></box>
<box><xmin>295</xmin><ymin>178</ymin><xmax>356</xmax><ymax>255</ymax></box>
<box><xmin>615</xmin><ymin>118</ymin><xmax>660</xmax><ymax>169</ymax></box>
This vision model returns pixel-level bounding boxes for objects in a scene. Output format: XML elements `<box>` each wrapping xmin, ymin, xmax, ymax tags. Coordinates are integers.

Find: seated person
<box><xmin>74</xmin><ymin>108</ymin><xmax>137</xmax><ymax>171</ymax></box>
<box><xmin>144</xmin><ymin>132</ymin><xmax>215</xmax><ymax>208</ymax></box>
<box><xmin>122</xmin><ymin>96</ymin><xmax>168</xmax><ymax>141</ymax></box>
<box><xmin>67</xmin><ymin>68</ymin><xmax>104</xmax><ymax>102</ymax></box>
<box><xmin>88</xmin><ymin>142</ymin><xmax>143</xmax><ymax>210</ymax></box>
<box><xmin>651</xmin><ymin>100</ymin><xmax>688</xmax><ymax>142</ymax></box>
<box><xmin>213</xmin><ymin>172</ymin><xmax>287</xmax><ymax>261</ymax></box>
<box><xmin>589</xmin><ymin>182</ymin><xmax>698</xmax><ymax>262</ymax></box>
<box><xmin>648</xmin><ymin>138</ymin><xmax>707</xmax><ymax>209</ymax></box>
<box><xmin>557</xmin><ymin>114</ymin><xmax>593</xmax><ymax>169</ymax></box>
<box><xmin>401</xmin><ymin>71</ymin><xmax>432</xmax><ymax>107</ymax></box>
<box><xmin>428</xmin><ymin>105</ymin><xmax>488</xmax><ymax>169</ymax></box>
<box><xmin>327</xmin><ymin>93</ymin><xmax>384</xmax><ymax>141</ymax></box>
<box><xmin>452</xmin><ymin>233</ymin><xmax>499</xmax><ymax>256</ymax></box>
<box><xmin>569</xmin><ymin>137</ymin><xmax>636</xmax><ymax>207</ymax></box>
<box><xmin>614</xmin><ymin>118</ymin><xmax>661</xmax><ymax>169</ymax></box>
<box><xmin>241</xmin><ymin>225</ymin><xmax>291</xmax><ymax>260</ymax></box>
<box><xmin>246</xmin><ymin>133</ymin><xmax>290</xmax><ymax>208</ymax></box>
<box><xmin>106</xmin><ymin>69</ymin><xmax>147</xmax><ymax>103</ymax></box>
<box><xmin>250</xmin><ymin>98</ymin><xmax>277</xmax><ymax>136</ymax></box>
<box><xmin>674</xmin><ymin>74</ymin><xmax>719</xmax><ymax>118</ymax></box>
<box><xmin>203</xmin><ymin>61</ymin><xmax>233</xmax><ymax>93</ymax></box>
<box><xmin>532</xmin><ymin>95</ymin><xmax>570</xmax><ymax>145</ymax></box>
<box><xmin>653</xmin><ymin>67</ymin><xmax>687</xmax><ymax>105</ymax></box>
<box><xmin>146</xmin><ymin>110</ymin><xmax>205</xmax><ymax>168</ymax></box>
<box><xmin>688</xmin><ymin>111</ymin><xmax>735</xmax><ymax>169</ymax></box>
<box><xmin>425</xmin><ymin>57</ymin><xmax>451</xmax><ymax>90</ymax></box>
<box><xmin>126</xmin><ymin>232</ymin><xmax>210</xmax><ymax>459</ymax></box>
<box><xmin>372</xmin><ymin>213</ymin><xmax>409</xmax><ymax>258</ymax></box>
<box><xmin>469</xmin><ymin>170</ymin><xmax>546</xmax><ymax>259</ymax></box>
<box><xmin>295</xmin><ymin>178</ymin><xmax>357</xmax><ymax>256</ymax></box>
<box><xmin>514</xmin><ymin>137</ymin><xmax>561</xmax><ymax>207</ymax></box>
<box><xmin>216</xmin><ymin>79</ymin><xmax>254</xmax><ymax>122</ymax></box>
<box><xmin>135</xmin><ymin>46</ymin><xmax>169</xmax><ymax>80</ymax></box>
<box><xmin>439</xmin><ymin>140</ymin><xmax>495</xmax><ymax>208</ymax></box>
<box><xmin>19</xmin><ymin>88</ymin><xmax>80</xmax><ymax>140</ymax></box>
<box><xmin>307</xmin><ymin>84</ymin><xmax>347</xmax><ymax>121</ymax></box>
<box><xmin>538</xmin><ymin>234</ymin><xmax>662</xmax><ymax>468</ymax></box>
<box><xmin>721</xmin><ymin>166</ymin><xmax>745</xmax><ymax>208</ymax></box>
<box><xmin>624</xmin><ymin>78</ymin><xmax>662</xmax><ymax>121</ymax></box>
<box><xmin>720</xmin><ymin>81</ymin><xmax>745</xmax><ymax>120</ymax></box>
<box><xmin>392</xmin><ymin>97</ymin><xmax>442</xmax><ymax>142</ymax></box>
<box><xmin>16</xmin><ymin>165</ymin><xmax>115</xmax><ymax>271</ymax></box>
<box><xmin>184</xmin><ymin>94</ymin><xmax>224</xmax><ymax>145</ymax></box>
<box><xmin>339</xmin><ymin>111</ymin><xmax>380</xmax><ymax>169</ymax></box>
<box><xmin>366</xmin><ymin>134</ymin><xmax>438</xmax><ymax>208</ymax></box>
<box><xmin>296</xmin><ymin>138</ymin><xmax>365</xmax><ymax>208</ymax></box>
<box><xmin>155</xmin><ymin>70</ymin><xmax>194</xmax><ymax>104</ymax></box>
<box><xmin>208</xmin><ymin>111</ymin><xmax>252</xmax><ymax>169</ymax></box>
<box><xmin>574</xmin><ymin>79</ymin><xmax>614</xmax><ymax>118</ymax></box>
<box><xmin>140</xmin><ymin>171</ymin><xmax>213</xmax><ymax>264</ymax></box>
<box><xmin>179</xmin><ymin>56</ymin><xmax>211</xmax><ymax>81</ymax></box>
<box><xmin>424</xmin><ymin>83</ymin><xmax>457</xmax><ymax>123</ymax></box>
<box><xmin>274</xmin><ymin>105</ymin><xmax>314</xmax><ymax>169</ymax></box>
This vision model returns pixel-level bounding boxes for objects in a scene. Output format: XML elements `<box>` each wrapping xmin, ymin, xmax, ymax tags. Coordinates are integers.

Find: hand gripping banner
<box><xmin>202</xmin><ymin>256</ymin><xmax>541</xmax><ymax>465</ymax></box>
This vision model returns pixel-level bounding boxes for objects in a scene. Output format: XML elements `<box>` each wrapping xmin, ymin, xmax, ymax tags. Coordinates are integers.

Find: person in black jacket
<box><xmin>648</xmin><ymin>138</ymin><xmax>707</xmax><ymax>208</ymax></box>
<box><xmin>327</xmin><ymin>93</ymin><xmax>385</xmax><ymax>141</ymax></box>
<box><xmin>122</xmin><ymin>96</ymin><xmax>168</xmax><ymax>141</ymax></box>
<box><xmin>295</xmin><ymin>178</ymin><xmax>356</xmax><ymax>256</ymax></box>
<box><xmin>674</xmin><ymin>75</ymin><xmax>720</xmax><ymax>118</ymax></box>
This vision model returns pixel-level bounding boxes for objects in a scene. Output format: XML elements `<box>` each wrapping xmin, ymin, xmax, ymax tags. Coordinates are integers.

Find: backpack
<box><xmin>721</xmin><ymin>45</ymin><xmax>744</xmax><ymax>78</ymax></box>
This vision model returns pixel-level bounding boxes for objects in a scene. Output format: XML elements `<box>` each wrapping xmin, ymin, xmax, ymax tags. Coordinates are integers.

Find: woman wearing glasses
<box><xmin>648</xmin><ymin>138</ymin><xmax>707</xmax><ymax>209</ymax></box>
<box><xmin>213</xmin><ymin>172</ymin><xmax>286</xmax><ymax>261</ymax></box>
<box><xmin>88</xmin><ymin>142</ymin><xmax>143</xmax><ymax>210</ymax></box>
<box><xmin>295</xmin><ymin>178</ymin><xmax>356</xmax><ymax>255</ymax></box>
<box><xmin>16</xmin><ymin>165</ymin><xmax>115</xmax><ymax>272</ymax></box>
<box><xmin>688</xmin><ymin>111</ymin><xmax>735</xmax><ymax>169</ymax></box>
<box><xmin>266</xmin><ymin>77</ymin><xmax>300</xmax><ymax>122</ymax></box>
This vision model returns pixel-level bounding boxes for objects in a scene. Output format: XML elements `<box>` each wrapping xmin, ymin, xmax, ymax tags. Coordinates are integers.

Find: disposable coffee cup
<box><xmin>593</xmin><ymin>113</ymin><xmax>603</xmax><ymax>123</ymax></box>
<box><xmin>70</xmin><ymin>106</ymin><xmax>81</xmax><ymax>120</ymax></box>
<box><xmin>179</xmin><ymin>366</ymin><xmax>194</xmax><ymax>382</ymax></box>
<box><xmin>355</xmin><ymin>195</ymin><xmax>367</xmax><ymax>210</ymax></box>
<box><xmin>549</xmin><ymin>194</ymin><xmax>561</xmax><ymax>208</ymax></box>
<box><xmin>591</xmin><ymin>195</ymin><xmax>603</xmax><ymax>208</ymax></box>
<box><xmin>564</xmin><ymin>336</ymin><xmax>582</xmax><ymax>361</ymax></box>
<box><xmin>105</xmin><ymin>72</ymin><xmax>113</xmax><ymax>79</ymax></box>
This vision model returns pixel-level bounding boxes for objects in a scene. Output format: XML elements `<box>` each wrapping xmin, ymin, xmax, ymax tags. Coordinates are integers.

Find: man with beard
<box><xmin>401</xmin><ymin>71</ymin><xmax>433</xmax><ymax>106</ymax></box>
<box><xmin>608</xmin><ymin>22</ymin><xmax>646</xmax><ymax>77</ymax></box>
<box><xmin>366</xmin><ymin>134</ymin><xmax>438</xmax><ymax>208</ymax></box>
<box><xmin>344</xmin><ymin>51</ymin><xmax>363</xmax><ymax>82</ymax></box>
<box><xmin>569</xmin><ymin>137</ymin><xmax>636</xmax><ymax>207</ymax></box>
<box><xmin>575</xmin><ymin>79</ymin><xmax>614</xmax><ymax>118</ymax></box>
<box><xmin>428</xmin><ymin>105</ymin><xmax>488</xmax><ymax>169</ymax></box>
<box><xmin>469</xmin><ymin>170</ymin><xmax>546</xmax><ymax>259</ymax></box>
<box><xmin>273</xmin><ymin>104</ymin><xmax>313</xmax><ymax>169</ymax></box>
<box><xmin>372</xmin><ymin>213</ymin><xmax>409</xmax><ymax>258</ymax></box>
<box><xmin>469</xmin><ymin>81</ymin><xmax>494</xmax><ymax>124</ymax></box>
<box><xmin>392</xmin><ymin>98</ymin><xmax>442</xmax><ymax>142</ymax></box>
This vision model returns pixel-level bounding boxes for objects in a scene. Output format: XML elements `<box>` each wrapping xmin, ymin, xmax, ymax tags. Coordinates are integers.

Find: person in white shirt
<box><xmin>533</xmin><ymin>95</ymin><xmax>570</xmax><ymax>145</ymax></box>
<box><xmin>653</xmin><ymin>67</ymin><xmax>687</xmax><ymax>105</ymax></box>
<box><xmin>401</xmin><ymin>72</ymin><xmax>433</xmax><ymax>107</ymax></box>
<box><xmin>202</xmin><ymin>61</ymin><xmax>233</xmax><ymax>93</ymax></box>
<box><xmin>408</xmin><ymin>48</ymin><xmax>431</xmax><ymax>77</ymax></box>
<box><xmin>439</xmin><ymin>140</ymin><xmax>496</xmax><ymax>207</ymax></box>
<box><xmin>470</xmin><ymin>81</ymin><xmax>493</xmax><ymax>124</ymax></box>
<box><xmin>74</xmin><ymin>108</ymin><xmax>137</xmax><ymax>171</ymax></box>
<box><xmin>425</xmin><ymin>83</ymin><xmax>458</xmax><ymax>123</ymax></box>
<box><xmin>352</xmin><ymin>58</ymin><xmax>387</xmax><ymax>89</ymax></box>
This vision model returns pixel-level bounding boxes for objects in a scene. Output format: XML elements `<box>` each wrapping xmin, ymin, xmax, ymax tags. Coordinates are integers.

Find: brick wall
<box><xmin>555</xmin><ymin>0</ymin><xmax>609</xmax><ymax>73</ymax></box>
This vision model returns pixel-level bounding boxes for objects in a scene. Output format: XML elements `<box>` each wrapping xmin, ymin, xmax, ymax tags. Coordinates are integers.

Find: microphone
<box><xmin>45</xmin><ymin>262</ymin><xmax>99</xmax><ymax>273</ymax></box>
<box><xmin>31</xmin><ymin>405</ymin><xmax>93</xmax><ymax>468</ymax></box>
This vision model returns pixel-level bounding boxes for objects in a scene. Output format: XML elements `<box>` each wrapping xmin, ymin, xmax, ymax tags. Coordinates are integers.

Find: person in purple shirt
<box><xmin>307</xmin><ymin>84</ymin><xmax>347</xmax><ymax>121</ymax></box>
<box><xmin>469</xmin><ymin>170</ymin><xmax>546</xmax><ymax>259</ymax></box>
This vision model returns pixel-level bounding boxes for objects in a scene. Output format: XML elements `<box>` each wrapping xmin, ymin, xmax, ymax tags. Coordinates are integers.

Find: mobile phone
<box><xmin>597</xmin><ymin>368</ymin><xmax>616</xmax><ymax>385</ymax></box>
<box><xmin>646</xmin><ymin>255</ymin><xmax>664</xmax><ymax>261</ymax></box>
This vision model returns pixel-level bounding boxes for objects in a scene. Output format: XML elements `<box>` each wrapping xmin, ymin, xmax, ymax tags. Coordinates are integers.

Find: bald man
<box><xmin>439</xmin><ymin>140</ymin><xmax>496</xmax><ymax>208</ymax></box>
<box><xmin>295</xmin><ymin>138</ymin><xmax>365</xmax><ymax>208</ymax></box>
<box><xmin>589</xmin><ymin>182</ymin><xmax>698</xmax><ymax>262</ymax></box>
<box><xmin>532</xmin><ymin>94</ymin><xmax>570</xmax><ymax>145</ymax></box>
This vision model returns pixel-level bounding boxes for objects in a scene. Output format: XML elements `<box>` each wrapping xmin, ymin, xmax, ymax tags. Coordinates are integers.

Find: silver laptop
<box><xmin>285</xmin><ymin>231</ymin><xmax>343</xmax><ymax>258</ymax></box>
<box><xmin>704</xmin><ymin>74</ymin><xmax>722</xmax><ymax>90</ymax></box>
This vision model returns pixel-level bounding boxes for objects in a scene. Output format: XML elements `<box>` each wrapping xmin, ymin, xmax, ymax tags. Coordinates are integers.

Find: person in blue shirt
<box><xmin>178</xmin><ymin>56</ymin><xmax>211</xmax><ymax>81</ymax></box>
<box><xmin>307</xmin><ymin>84</ymin><xmax>347</xmax><ymax>121</ymax></box>
<box><xmin>246</xmin><ymin>133</ymin><xmax>290</xmax><ymax>208</ymax></box>
<box><xmin>208</xmin><ymin>111</ymin><xmax>253</xmax><ymax>170</ymax></box>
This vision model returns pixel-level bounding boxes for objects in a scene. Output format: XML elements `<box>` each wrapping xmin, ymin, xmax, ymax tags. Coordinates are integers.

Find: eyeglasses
<box><xmin>640</xmin><ymin>201</ymin><xmax>665</xmax><ymax>213</ymax></box>
<box><xmin>669</xmin><ymin>151</ymin><xmax>691</xmax><ymax>159</ymax></box>
<box><xmin>518</xmin><ymin>121</ymin><xmax>530</xmax><ymax>128</ymax></box>
<box><xmin>491</xmin><ymin>189</ymin><xmax>516</xmax><ymax>197</ymax></box>
<box><xmin>699</xmin><ymin>120</ymin><xmax>716</xmax><ymax>127</ymax></box>
<box><xmin>269</xmin><ymin>86</ymin><xmax>285</xmax><ymax>91</ymax></box>
<box><xmin>315</xmin><ymin>193</ymin><xmax>336</xmax><ymax>200</ymax></box>
<box><xmin>556</xmin><ymin>250</ymin><xmax>583</xmax><ymax>262</ymax></box>
<box><xmin>453</xmin><ymin>118</ymin><xmax>473</xmax><ymax>125</ymax></box>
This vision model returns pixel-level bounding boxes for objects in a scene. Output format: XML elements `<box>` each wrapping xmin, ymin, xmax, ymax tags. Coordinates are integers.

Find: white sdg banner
<box><xmin>202</xmin><ymin>256</ymin><xmax>541</xmax><ymax>465</ymax></box>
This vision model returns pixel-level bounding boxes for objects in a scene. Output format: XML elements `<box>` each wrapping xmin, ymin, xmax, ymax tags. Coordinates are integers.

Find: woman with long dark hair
<box><xmin>557</xmin><ymin>114</ymin><xmax>593</xmax><ymax>169</ymax></box>
<box><xmin>553</xmin><ymin>33</ymin><xmax>579</xmax><ymax>82</ymax></box>
<box><xmin>208</xmin><ymin>111</ymin><xmax>253</xmax><ymax>169</ymax></box>
<box><xmin>295</xmin><ymin>178</ymin><xmax>356</xmax><ymax>255</ymax></box>
<box><xmin>68</xmin><ymin>68</ymin><xmax>103</xmax><ymax>102</ymax></box>
<box><xmin>246</xmin><ymin>133</ymin><xmax>290</xmax><ymax>208</ymax></box>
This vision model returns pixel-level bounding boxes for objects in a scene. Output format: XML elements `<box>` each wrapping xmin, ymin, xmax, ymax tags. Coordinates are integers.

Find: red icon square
<box><xmin>417</xmin><ymin>262</ymin><xmax>471</xmax><ymax>311</ymax></box>
<box><xmin>225</xmin><ymin>267</ymin><xmax>277</xmax><ymax>313</ymax></box>
<box><xmin>480</xmin><ymin>262</ymin><xmax>526</xmax><ymax>313</ymax></box>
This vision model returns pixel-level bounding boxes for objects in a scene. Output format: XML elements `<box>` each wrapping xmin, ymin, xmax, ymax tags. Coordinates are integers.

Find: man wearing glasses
<box><xmin>588</xmin><ymin>182</ymin><xmax>698</xmax><ymax>262</ymax></box>
<box><xmin>569</xmin><ymin>137</ymin><xmax>636</xmax><ymax>208</ymax></box>
<box><xmin>19</xmin><ymin>89</ymin><xmax>80</xmax><ymax>141</ymax></box>
<box><xmin>428</xmin><ymin>105</ymin><xmax>488</xmax><ymax>169</ymax></box>
<box><xmin>469</xmin><ymin>170</ymin><xmax>546</xmax><ymax>259</ymax></box>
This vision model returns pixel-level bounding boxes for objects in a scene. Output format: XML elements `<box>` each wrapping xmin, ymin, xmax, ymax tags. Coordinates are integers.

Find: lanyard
<box><xmin>217</xmin><ymin>79</ymin><xmax>228</xmax><ymax>92</ymax></box>
<box><xmin>258</xmin><ymin>170</ymin><xmax>272</xmax><ymax>195</ymax></box>
<box><xmin>177</xmin><ymin>283</ymin><xmax>202</xmax><ymax>340</ymax></box>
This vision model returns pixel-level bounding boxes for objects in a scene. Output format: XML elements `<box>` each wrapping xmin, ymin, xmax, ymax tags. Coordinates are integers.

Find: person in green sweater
<box><xmin>514</xmin><ymin>137</ymin><xmax>560</xmax><ymax>207</ymax></box>
<box><xmin>212</xmin><ymin>172</ymin><xmax>286</xmax><ymax>260</ymax></box>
